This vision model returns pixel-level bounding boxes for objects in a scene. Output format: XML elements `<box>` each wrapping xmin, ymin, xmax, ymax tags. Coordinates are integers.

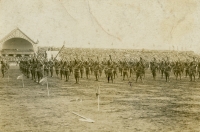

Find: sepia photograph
<box><xmin>0</xmin><ymin>0</ymin><xmax>200</xmax><ymax>131</ymax></box>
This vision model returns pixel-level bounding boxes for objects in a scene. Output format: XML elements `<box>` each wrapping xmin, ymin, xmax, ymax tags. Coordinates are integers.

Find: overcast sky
<box><xmin>0</xmin><ymin>0</ymin><xmax>200</xmax><ymax>52</ymax></box>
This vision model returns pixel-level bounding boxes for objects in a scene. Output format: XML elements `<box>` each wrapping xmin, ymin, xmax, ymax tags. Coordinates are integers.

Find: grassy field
<box><xmin>0</xmin><ymin>66</ymin><xmax>200</xmax><ymax>132</ymax></box>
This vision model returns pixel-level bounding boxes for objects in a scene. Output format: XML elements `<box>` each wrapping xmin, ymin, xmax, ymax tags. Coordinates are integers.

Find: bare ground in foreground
<box><xmin>0</xmin><ymin>66</ymin><xmax>200</xmax><ymax>132</ymax></box>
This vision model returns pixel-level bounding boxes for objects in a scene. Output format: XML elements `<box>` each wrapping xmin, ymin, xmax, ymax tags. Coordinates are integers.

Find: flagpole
<box><xmin>54</xmin><ymin>41</ymin><xmax>65</xmax><ymax>60</ymax></box>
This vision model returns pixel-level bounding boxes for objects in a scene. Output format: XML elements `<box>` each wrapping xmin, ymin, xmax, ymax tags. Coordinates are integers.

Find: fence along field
<box><xmin>0</xmin><ymin>63</ymin><xmax>200</xmax><ymax>132</ymax></box>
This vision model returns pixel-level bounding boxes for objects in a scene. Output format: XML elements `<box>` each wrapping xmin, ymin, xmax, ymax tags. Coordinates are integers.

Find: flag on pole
<box><xmin>39</xmin><ymin>77</ymin><xmax>48</xmax><ymax>85</ymax></box>
<box><xmin>17</xmin><ymin>74</ymin><xmax>23</xmax><ymax>80</ymax></box>
<box><xmin>17</xmin><ymin>74</ymin><xmax>24</xmax><ymax>87</ymax></box>
<box><xmin>54</xmin><ymin>42</ymin><xmax>65</xmax><ymax>60</ymax></box>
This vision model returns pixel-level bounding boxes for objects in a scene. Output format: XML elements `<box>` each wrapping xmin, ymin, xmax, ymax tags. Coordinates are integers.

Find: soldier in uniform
<box><xmin>80</xmin><ymin>62</ymin><xmax>84</xmax><ymax>78</ymax></box>
<box><xmin>33</xmin><ymin>59</ymin><xmax>38</xmax><ymax>82</ymax></box>
<box><xmin>94</xmin><ymin>61</ymin><xmax>101</xmax><ymax>81</ymax></box>
<box><xmin>4</xmin><ymin>60</ymin><xmax>9</xmax><ymax>77</ymax></box>
<box><xmin>6</xmin><ymin>61</ymin><xmax>10</xmax><ymax>72</ymax></box>
<box><xmin>118</xmin><ymin>61</ymin><xmax>123</xmax><ymax>76</ymax></box>
<box><xmin>107</xmin><ymin>60</ymin><xmax>114</xmax><ymax>83</ymax></box>
<box><xmin>49</xmin><ymin>60</ymin><xmax>54</xmax><ymax>77</ymax></box>
<box><xmin>37</xmin><ymin>61</ymin><xmax>44</xmax><ymax>83</ymax></box>
<box><xmin>113</xmin><ymin>62</ymin><xmax>118</xmax><ymax>79</ymax></box>
<box><xmin>19</xmin><ymin>61</ymin><xmax>22</xmax><ymax>72</ymax></box>
<box><xmin>184</xmin><ymin>59</ymin><xmax>190</xmax><ymax>78</ymax></box>
<box><xmin>129</xmin><ymin>61</ymin><xmax>134</xmax><ymax>77</ymax></box>
<box><xmin>164</xmin><ymin>62</ymin><xmax>171</xmax><ymax>82</ymax></box>
<box><xmin>90</xmin><ymin>60</ymin><xmax>94</xmax><ymax>75</ymax></box>
<box><xmin>122</xmin><ymin>62</ymin><xmax>129</xmax><ymax>80</ymax></box>
<box><xmin>197</xmin><ymin>59</ymin><xmax>200</xmax><ymax>79</ymax></box>
<box><xmin>24</xmin><ymin>61</ymin><xmax>27</xmax><ymax>77</ymax></box>
<box><xmin>22</xmin><ymin>61</ymin><xmax>25</xmax><ymax>75</ymax></box>
<box><xmin>135</xmin><ymin>57</ymin><xmax>145</xmax><ymax>83</ymax></box>
<box><xmin>54</xmin><ymin>61</ymin><xmax>60</xmax><ymax>77</ymax></box>
<box><xmin>60</xmin><ymin>61</ymin><xmax>65</xmax><ymax>80</ymax></box>
<box><xmin>20</xmin><ymin>61</ymin><xmax>23</xmax><ymax>73</ymax></box>
<box><xmin>189</xmin><ymin>59</ymin><xmax>197</xmax><ymax>81</ymax></box>
<box><xmin>99</xmin><ymin>61</ymin><xmax>103</xmax><ymax>77</ymax></box>
<box><xmin>44</xmin><ymin>61</ymin><xmax>50</xmax><ymax>76</ymax></box>
<box><xmin>1</xmin><ymin>61</ymin><xmax>7</xmax><ymax>78</ymax></box>
<box><xmin>160</xmin><ymin>60</ymin><xmax>165</xmax><ymax>78</ymax></box>
<box><xmin>174</xmin><ymin>61</ymin><xmax>182</xmax><ymax>80</ymax></box>
<box><xmin>64</xmin><ymin>61</ymin><xmax>70</xmax><ymax>82</ymax></box>
<box><xmin>74</xmin><ymin>60</ymin><xmax>80</xmax><ymax>84</ymax></box>
<box><xmin>104</xmin><ymin>65</ymin><xmax>108</xmax><ymax>78</ymax></box>
<box><xmin>68</xmin><ymin>61</ymin><xmax>73</xmax><ymax>75</ymax></box>
<box><xmin>26</xmin><ymin>60</ymin><xmax>31</xmax><ymax>78</ymax></box>
<box><xmin>150</xmin><ymin>60</ymin><xmax>158</xmax><ymax>80</ymax></box>
<box><xmin>84</xmin><ymin>61</ymin><xmax>90</xmax><ymax>79</ymax></box>
<box><xmin>34</xmin><ymin>59</ymin><xmax>39</xmax><ymax>82</ymax></box>
<box><xmin>30</xmin><ymin>59</ymin><xmax>35</xmax><ymax>80</ymax></box>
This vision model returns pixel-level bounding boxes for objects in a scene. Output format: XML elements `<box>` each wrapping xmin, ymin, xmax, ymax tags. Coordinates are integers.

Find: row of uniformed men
<box><xmin>18</xmin><ymin>58</ymin><xmax>147</xmax><ymax>84</ymax></box>
<box><xmin>149</xmin><ymin>58</ymin><xmax>200</xmax><ymax>82</ymax></box>
<box><xmin>19</xmin><ymin>57</ymin><xmax>200</xmax><ymax>84</ymax></box>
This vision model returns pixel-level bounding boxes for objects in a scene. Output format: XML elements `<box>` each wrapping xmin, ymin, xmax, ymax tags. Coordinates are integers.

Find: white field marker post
<box><xmin>97</xmin><ymin>85</ymin><xmax>100</xmax><ymax>111</ymax></box>
<box><xmin>22</xmin><ymin>76</ymin><xmax>24</xmax><ymax>88</ymax></box>
<box><xmin>98</xmin><ymin>93</ymin><xmax>100</xmax><ymax>111</ymax></box>
<box><xmin>47</xmin><ymin>78</ymin><xmax>49</xmax><ymax>97</ymax></box>
<box><xmin>7</xmin><ymin>70</ymin><xmax>9</xmax><ymax>83</ymax></box>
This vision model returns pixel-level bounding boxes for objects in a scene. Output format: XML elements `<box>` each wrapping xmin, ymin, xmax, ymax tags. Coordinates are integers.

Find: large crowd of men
<box><xmin>8</xmin><ymin>54</ymin><xmax>199</xmax><ymax>85</ymax></box>
<box><xmin>1</xmin><ymin>50</ymin><xmax>200</xmax><ymax>84</ymax></box>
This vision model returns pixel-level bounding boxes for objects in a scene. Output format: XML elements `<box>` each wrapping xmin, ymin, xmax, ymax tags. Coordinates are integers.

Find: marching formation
<box><xmin>14</xmin><ymin>55</ymin><xmax>200</xmax><ymax>85</ymax></box>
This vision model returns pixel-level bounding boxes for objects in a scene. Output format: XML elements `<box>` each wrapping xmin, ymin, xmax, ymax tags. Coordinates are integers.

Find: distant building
<box><xmin>0</xmin><ymin>28</ymin><xmax>38</xmax><ymax>57</ymax></box>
